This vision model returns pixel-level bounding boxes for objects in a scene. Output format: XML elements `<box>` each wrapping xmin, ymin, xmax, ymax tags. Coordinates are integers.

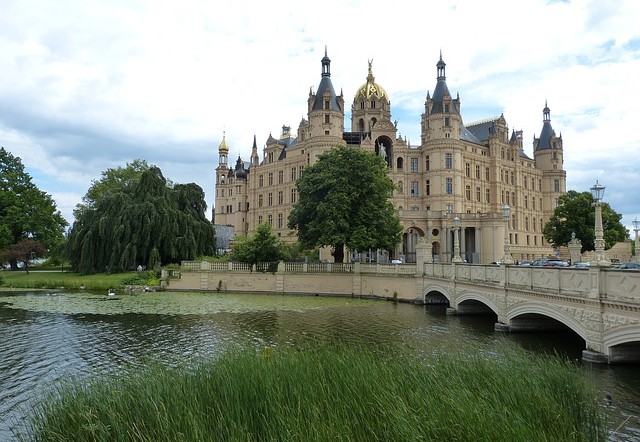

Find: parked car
<box><xmin>571</xmin><ymin>262</ymin><xmax>590</xmax><ymax>269</ymax></box>
<box><xmin>530</xmin><ymin>258</ymin><xmax>569</xmax><ymax>267</ymax></box>
<box><xmin>616</xmin><ymin>262</ymin><xmax>640</xmax><ymax>270</ymax></box>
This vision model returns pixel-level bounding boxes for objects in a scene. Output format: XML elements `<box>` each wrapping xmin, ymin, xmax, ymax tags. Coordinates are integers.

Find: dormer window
<box><xmin>444</xmin><ymin>104</ymin><xmax>450</xmax><ymax>113</ymax></box>
<box><xmin>324</xmin><ymin>100</ymin><xmax>329</xmax><ymax>110</ymax></box>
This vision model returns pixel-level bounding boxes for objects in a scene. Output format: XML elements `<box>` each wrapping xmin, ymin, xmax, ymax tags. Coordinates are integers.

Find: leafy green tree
<box><xmin>288</xmin><ymin>147</ymin><xmax>403</xmax><ymax>263</ymax></box>
<box><xmin>67</xmin><ymin>166</ymin><xmax>215</xmax><ymax>274</ymax></box>
<box><xmin>543</xmin><ymin>190</ymin><xmax>628</xmax><ymax>253</ymax></box>
<box><xmin>74</xmin><ymin>159</ymin><xmax>151</xmax><ymax>218</ymax></box>
<box><xmin>1</xmin><ymin>238</ymin><xmax>46</xmax><ymax>274</ymax></box>
<box><xmin>0</xmin><ymin>147</ymin><xmax>67</xmax><ymax>269</ymax></box>
<box><xmin>232</xmin><ymin>223</ymin><xmax>290</xmax><ymax>266</ymax></box>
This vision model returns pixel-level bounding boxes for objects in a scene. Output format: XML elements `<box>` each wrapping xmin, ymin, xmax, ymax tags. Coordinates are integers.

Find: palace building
<box><xmin>214</xmin><ymin>50</ymin><xmax>566</xmax><ymax>264</ymax></box>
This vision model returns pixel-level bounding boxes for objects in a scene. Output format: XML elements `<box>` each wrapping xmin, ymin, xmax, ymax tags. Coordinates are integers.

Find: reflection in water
<box><xmin>0</xmin><ymin>291</ymin><xmax>638</xmax><ymax>441</ymax></box>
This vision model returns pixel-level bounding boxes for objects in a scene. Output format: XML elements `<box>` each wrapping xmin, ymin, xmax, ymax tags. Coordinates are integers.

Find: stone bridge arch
<box><xmin>456</xmin><ymin>291</ymin><xmax>500</xmax><ymax>316</ymax></box>
<box><xmin>604</xmin><ymin>324</ymin><xmax>640</xmax><ymax>348</ymax></box>
<box><xmin>422</xmin><ymin>284</ymin><xmax>451</xmax><ymax>304</ymax></box>
<box><xmin>602</xmin><ymin>325</ymin><xmax>640</xmax><ymax>363</ymax></box>
<box><xmin>507</xmin><ymin>302</ymin><xmax>589</xmax><ymax>340</ymax></box>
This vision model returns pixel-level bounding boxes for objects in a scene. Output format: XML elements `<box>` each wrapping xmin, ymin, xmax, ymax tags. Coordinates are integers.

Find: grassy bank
<box><xmin>22</xmin><ymin>343</ymin><xmax>606</xmax><ymax>441</ymax></box>
<box><xmin>0</xmin><ymin>270</ymin><xmax>144</xmax><ymax>291</ymax></box>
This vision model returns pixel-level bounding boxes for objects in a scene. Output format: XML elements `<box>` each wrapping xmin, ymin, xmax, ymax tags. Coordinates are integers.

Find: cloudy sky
<box><xmin>1</xmin><ymin>0</ymin><xmax>639</xmax><ymax>234</ymax></box>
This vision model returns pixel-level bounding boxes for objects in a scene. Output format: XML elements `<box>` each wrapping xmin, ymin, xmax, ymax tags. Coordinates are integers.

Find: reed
<box><xmin>21</xmin><ymin>342</ymin><xmax>607</xmax><ymax>441</ymax></box>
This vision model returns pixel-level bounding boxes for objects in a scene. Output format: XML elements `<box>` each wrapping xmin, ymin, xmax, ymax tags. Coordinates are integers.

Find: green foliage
<box><xmin>198</xmin><ymin>254</ymin><xmax>230</xmax><ymax>264</ymax></box>
<box><xmin>121</xmin><ymin>270</ymin><xmax>161</xmax><ymax>286</ymax></box>
<box><xmin>23</xmin><ymin>343</ymin><xmax>606</xmax><ymax>441</ymax></box>
<box><xmin>288</xmin><ymin>147</ymin><xmax>402</xmax><ymax>262</ymax></box>
<box><xmin>543</xmin><ymin>190</ymin><xmax>628</xmax><ymax>252</ymax></box>
<box><xmin>75</xmin><ymin>159</ymin><xmax>151</xmax><ymax>217</ymax></box>
<box><xmin>162</xmin><ymin>263</ymin><xmax>180</xmax><ymax>270</ymax></box>
<box><xmin>0</xmin><ymin>147</ymin><xmax>67</xmax><ymax>266</ymax></box>
<box><xmin>67</xmin><ymin>165</ymin><xmax>215</xmax><ymax>274</ymax></box>
<box><xmin>283</xmin><ymin>242</ymin><xmax>320</xmax><ymax>262</ymax></box>
<box><xmin>232</xmin><ymin>223</ymin><xmax>290</xmax><ymax>266</ymax></box>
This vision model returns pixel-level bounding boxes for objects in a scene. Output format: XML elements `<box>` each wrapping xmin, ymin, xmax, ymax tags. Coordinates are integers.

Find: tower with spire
<box><xmin>302</xmin><ymin>47</ymin><xmax>346</xmax><ymax>143</ymax></box>
<box><xmin>533</xmin><ymin>102</ymin><xmax>566</xmax><ymax>219</ymax></box>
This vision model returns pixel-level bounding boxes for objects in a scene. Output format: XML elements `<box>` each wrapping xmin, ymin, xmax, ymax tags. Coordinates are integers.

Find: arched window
<box><xmin>396</xmin><ymin>157</ymin><xmax>403</xmax><ymax>170</ymax></box>
<box><xmin>358</xmin><ymin>118</ymin><xmax>365</xmax><ymax>132</ymax></box>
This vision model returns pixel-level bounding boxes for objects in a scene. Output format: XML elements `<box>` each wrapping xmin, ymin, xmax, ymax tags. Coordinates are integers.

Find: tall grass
<box><xmin>21</xmin><ymin>342</ymin><xmax>606</xmax><ymax>441</ymax></box>
<box><xmin>0</xmin><ymin>271</ymin><xmax>139</xmax><ymax>291</ymax></box>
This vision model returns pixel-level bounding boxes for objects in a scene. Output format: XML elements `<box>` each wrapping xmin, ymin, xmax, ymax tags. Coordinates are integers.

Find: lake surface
<box><xmin>1</xmin><ymin>290</ymin><xmax>638</xmax><ymax>440</ymax></box>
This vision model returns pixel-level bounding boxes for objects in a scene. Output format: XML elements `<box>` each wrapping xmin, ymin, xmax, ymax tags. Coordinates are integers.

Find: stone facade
<box><xmin>214</xmin><ymin>51</ymin><xmax>566</xmax><ymax>264</ymax></box>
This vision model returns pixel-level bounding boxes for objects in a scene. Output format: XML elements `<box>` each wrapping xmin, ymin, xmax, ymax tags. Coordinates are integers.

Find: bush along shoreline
<box><xmin>20</xmin><ymin>342</ymin><xmax>607</xmax><ymax>441</ymax></box>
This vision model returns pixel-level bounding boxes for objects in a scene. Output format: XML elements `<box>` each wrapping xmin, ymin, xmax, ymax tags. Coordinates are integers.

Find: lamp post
<box><xmin>501</xmin><ymin>204</ymin><xmax>514</xmax><ymax>265</ymax></box>
<box><xmin>452</xmin><ymin>216</ymin><xmax>462</xmax><ymax>263</ymax></box>
<box><xmin>590</xmin><ymin>180</ymin><xmax>610</xmax><ymax>267</ymax></box>
<box><xmin>633</xmin><ymin>217</ymin><xmax>640</xmax><ymax>262</ymax></box>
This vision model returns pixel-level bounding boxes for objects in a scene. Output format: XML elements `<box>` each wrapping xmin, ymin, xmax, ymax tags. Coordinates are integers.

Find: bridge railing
<box><xmin>422</xmin><ymin>262</ymin><xmax>640</xmax><ymax>301</ymax></box>
<box><xmin>179</xmin><ymin>261</ymin><xmax>415</xmax><ymax>275</ymax></box>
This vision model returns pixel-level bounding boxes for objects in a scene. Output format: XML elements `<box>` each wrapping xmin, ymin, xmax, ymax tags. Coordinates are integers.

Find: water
<box><xmin>0</xmin><ymin>290</ymin><xmax>638</xmax><ymax>440</ymax></box>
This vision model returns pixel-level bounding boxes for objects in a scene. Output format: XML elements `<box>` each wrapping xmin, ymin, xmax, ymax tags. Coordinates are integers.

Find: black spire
<box><xmin>437</xmin><ymin>50</ymin><xmax>446</xmax><ymax>80</ymax></box>
<box><xmin>312</xmin><ymin>47</ymin><xmax>341</xmax><ymax>112</ymax></box>
<box><xmin>543</xmin><ymin>100</ymin><xmax>551</xmax><ymax>123</ymax></box>
<box><xmin>321</xmin><ymin>45</ymin><xmax>331</xmax><ymax>77</ymax></box>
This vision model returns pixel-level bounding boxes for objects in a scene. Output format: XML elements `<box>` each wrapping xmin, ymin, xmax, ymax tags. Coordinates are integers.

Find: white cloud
<box><xmin>1</xmin><ymin>0</ymin><xmax>639</xmax><ymax>229</ymax></box>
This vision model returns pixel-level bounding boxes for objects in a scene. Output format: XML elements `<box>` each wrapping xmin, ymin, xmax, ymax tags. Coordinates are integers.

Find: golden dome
<box><xmin>355</xmin><ymin>60</ymin><xmax>388</xmax><ymax>101</ymax></box>
<box><xmin>218</xmin><ymin>132</ymin><xmax>229</xmax><ymax>153</ymax></box>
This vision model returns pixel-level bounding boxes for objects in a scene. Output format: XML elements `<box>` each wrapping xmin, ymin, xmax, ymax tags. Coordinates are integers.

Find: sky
<box><xmin>1</xmin><ymin>0</ymin><xmax>639</xmax><ymax>235</ymax></box>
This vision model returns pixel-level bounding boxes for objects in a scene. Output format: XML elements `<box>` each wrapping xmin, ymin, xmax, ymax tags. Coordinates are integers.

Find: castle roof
<box><xmin>429</xmin><ymin>53</ymin><xmax>459</xmax><ymax>115</ymax></box>
<box><xmin>535</xmin><ymin>102</ymin><xmax>555</xmax><ymax>150</ymax></box>
<box><xmin>311</xmin><ymin>48</ymin><xmax>342</xmax><ymax>112</ymax></box>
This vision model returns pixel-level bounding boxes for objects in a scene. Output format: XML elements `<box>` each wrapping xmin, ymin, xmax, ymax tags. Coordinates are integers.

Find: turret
<box><xmin>306</xmin><ymin>47</ymin><xmax>345</xmax><ymax>140</ymax></box>
<box><xmin>216</xmin><ymin>132</ymin><xmax>229</xmax><ymax>186</ymax></box>
<box><xmin>218</xmin><ymin>132</ymin><xmax>228</xmax><ymax>167</ymax></box>
<box><xmin>533</xmin><ymin>102</ymin><xmax>564</xmax><ymax>169</ymax></box>
<box><xmin>250</xmin><ymin>134</ymin><xmax>259</xmax><ymax>167</ymax></box>
<box><xmin>533</xmin><ymin>102</ymin><xmax>566</xmax><ymax>218</ymax></box>
<box><xmin>421</xmin><ymin>52</ymin><xmax>463</xmax><ymax>143</ymax></box>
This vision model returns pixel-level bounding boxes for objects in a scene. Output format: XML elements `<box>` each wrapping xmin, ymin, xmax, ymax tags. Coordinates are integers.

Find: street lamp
<box><xmin>452</xmin><ymin>216</ymin><xmax>462</xmax><ymax>263</ymax></box>
<box><xmin>501</xmin><ymin>204</ymin><xmax>514</xmax><ymax>265</ymax></box>
<box><xmin>590</xmin><ymin>180</ymin><xmax>610</xmax><ymax>267</ymax></box>
<box><xmin>633</xmin><ymin>217</ymin><xmax>640</xmax><ymax>262</ymax></box>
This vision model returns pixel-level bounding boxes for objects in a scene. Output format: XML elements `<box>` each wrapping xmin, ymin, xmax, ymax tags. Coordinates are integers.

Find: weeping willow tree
<box><xmin>67</xmin><ymin>166</ymin><xmax>215</xmax><ymax>274</ymax></box>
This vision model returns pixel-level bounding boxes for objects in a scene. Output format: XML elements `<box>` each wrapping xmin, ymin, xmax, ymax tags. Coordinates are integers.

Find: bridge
<box><xmin>165</xmin><ymin>259</ymin><xmax>640</xmax><ymax>364</ymax></box>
